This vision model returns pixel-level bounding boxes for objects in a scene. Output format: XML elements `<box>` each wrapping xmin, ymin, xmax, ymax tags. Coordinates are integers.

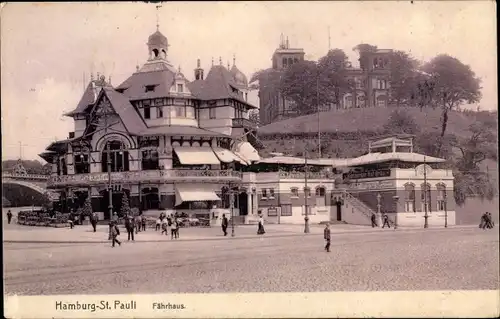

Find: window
<box><xmin>143</xmin><ymin>100</ymin><xmax>151</xmax><ymax>119</ymax></box>
<box><xmin>141</xmin><ymin>149</ymin><xmax>159</xmax><ymax>170</ymax></box>
<box><xmin>404</xmin><ymin>183</ymin><xmax>416</xmax><ymax>212</ymax></box>
<box><xmin>209</xmin><ymin>108</ymin><xmax>216</xmax><ymax>119</ymax></box>
<box><xmin>281</xmin><ymin>204</ymin><xmax>292</xmax><ymax>216</ymax></box>
<box><xmin>74</xmin><ymin>154</ymin><xmax>90</xmax><ymax>174</ymax></box>
<box><xmin>175</xmin><ymin>106</ymin><xmax>186</xmax><ymax>117</ymax></box>
<box><xmin>177</xmin><ymin>84</ymin><xmax>184</xmax><ymax>93</ymax></box>
<box><xmin>421</xmin><ymin>183</ymin><xmax>432</xmax><ymax>213</ymax></box>
<box><xmin>269</xmin><ymin>188</ymin><xmax>275</xmax><ymax>199</ymax></box>
<box><xmin>304</xmin><ymin>187</ymin><xmax>311</xmax><ymax>198</ymax></box>
<box><xmin>102</xmin><ymin>140</ymin><xmax>129</xmax><ymax>172</ymax></box>
<box><xmin>157</xmin><ymin>107</ymin><xmax>163</xmax><ymax>118</ymax></box>
<box><xmin>282</xmin><ymin>58</ymin><xmax>287</xmax><ymax>68</ymax></box>
<box><xmin>436</xmin><ymin>184</ymin><xmax>447</xmax><ymax>211</ymax></box>
<box><xmin>315</xmin><ymin>186</ymin><xmax>326</xmax><ymax>207</ymax></box>
<box><xmin>145</xmin><ymin>85</ymin><xmax>156</xmax><ymax>92</ymax></box>
<box><xmin>315</xmin><ymin>187</ymin><xmax>326</xmax><ymax>196</ymax></box>
<box><xmin>290</xmin><ymin>187</ymin><xmax>299</xmax><ymax>198</ymax></box>
<box><xmin>261</xmin><ymin>188</ymin><xmax>267</xmax><ymax>199</ymax></box>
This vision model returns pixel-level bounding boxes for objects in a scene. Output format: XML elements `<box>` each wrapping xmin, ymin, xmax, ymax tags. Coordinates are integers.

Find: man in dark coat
<box><xmin>125</xmin><ymin>216</ymin><xmax>135</xmax><ymax>241</ymax></box>
<box><xmin>90</xmin><ymin>212</ymin><xmax>98</xmax><ymax>232</ymax></box>
<box><xmin>7</xmin><ymin>210</ymin><xmax>13</xmax><ymax>224</ymax></box>
<box><xmin>324</xmin><ymin>223</ymin><xmax>331</xmax><ymax>252</ymax></box>
<box><xmin>141</xmin><ymin>214</ymin><xmax>147</xmax><ymax>232</ymax></box>
<box><xmin>382</xmin><ymin>213</ymin><xmax>391</xmax><ymax>228</ymax></box>
<box><xmin>371</xmin><ymin>213</ymin><xmax>377</xmax><ymax>228</ymax></box>
<box><xmin>221</xmin><ymin>214</ymin><xmax>228</xmax><ymax>236</ymax></box>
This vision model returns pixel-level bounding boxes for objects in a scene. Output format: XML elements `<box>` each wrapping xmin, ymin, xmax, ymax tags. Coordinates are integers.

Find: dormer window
<box><xmin>177</xmin><ymin>84</ymin><xmax>184</xmax><ymax>93</ymax></box>
<box><xmin>145</xmin><ymin>85</ymin><xmax>156</xmax><ymax>92</ymax></box>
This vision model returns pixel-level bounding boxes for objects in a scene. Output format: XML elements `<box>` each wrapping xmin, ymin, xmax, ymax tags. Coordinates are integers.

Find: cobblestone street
<box><xmin>4</xmin><ymin>227</ymin><xmax>498</xmax><ymax>295</ymax></box>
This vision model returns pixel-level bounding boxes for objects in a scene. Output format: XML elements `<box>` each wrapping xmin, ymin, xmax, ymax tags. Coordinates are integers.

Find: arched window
<box><xmin>376</xmin><ymin>95</ymin><xmax>387</xmax><ymax>107</ymax></box>
<box><xmin>436</xmin><ymin>183</ymin><xmax>446</xmax><ymax>211</ymax></box>
<box><xmin>345</xmin><ymin>95</ymin><xmax>353</xmax><ymax>108</ymax></box>
<box><xmin>152</xmin><ymin>49</ymin><xmax>159</xmax><ymax>58</ymax></box>
<box><xmin>102</xmin><ymin>140</ymin><xmax>129</xmax><ymax>172</ymax></box>
<box><xmin>282</xmin><ymin>58</ymin><xmax>288</xmax><ymax>68</ymax></box>
<box><xmin>421</xmin><ymin>183</ymin><xmax>432</xmax><ymax>213</ymax></box>
<box><xmin>290</xmin><ymin>187</ymin><xmax>299</xmax><ymax>198</ymax></box>
<box><xmin>404</xmin><ymin>183</ymin><xmax>416</xmax><ymax>212</ymax></box>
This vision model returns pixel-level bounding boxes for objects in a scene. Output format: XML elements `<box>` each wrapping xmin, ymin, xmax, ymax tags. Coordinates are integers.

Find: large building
<box><xmin>258</xmin><ymin>36</ymin><xmax>392</xmax><ymax>126</ymax></box>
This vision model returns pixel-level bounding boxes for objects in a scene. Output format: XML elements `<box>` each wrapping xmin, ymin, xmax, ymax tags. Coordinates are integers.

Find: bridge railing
<box><xmin>2</xmin><ymin>173</ymin><xmax>49</xmax><ymax>180</ymax></box>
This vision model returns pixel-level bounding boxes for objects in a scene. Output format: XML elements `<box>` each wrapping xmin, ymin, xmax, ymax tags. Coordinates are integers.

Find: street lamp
<box><xmin>423</xmin><ymin>156</ymin><xmax>429</xmax><ymax>229</ymax></box>
<box><xmin>304</xmin><ymin>149</ymin><xmax>310</xmax><ymax>234</ymax></box>
<box><xmin>393</xmin><ymin>195</ymin><xmax>399</xmax><ymax>230</ymax></box>
<box><xmin>444</xmin><ymin>191</ymin><xmax>448</xmax><ymax>228</ymax></box>
<box><xmin>376</xmin><ymin>193</ymin><xmax>382</xmax><ymax>227</ymax></box>
<box><xmin>231</xmin><ymin>186</ymin><xmax>236</xmax><ymax>237</ymax></box>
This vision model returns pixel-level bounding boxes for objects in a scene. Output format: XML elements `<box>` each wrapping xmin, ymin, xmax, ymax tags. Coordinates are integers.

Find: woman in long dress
<box><xmin>257</xmin><ymin>215</ymin><xmax>265</xmax><ymax>235</ymax></box>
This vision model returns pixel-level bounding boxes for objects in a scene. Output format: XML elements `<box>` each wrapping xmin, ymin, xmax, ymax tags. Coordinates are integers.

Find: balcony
<box><xmin>47</xmin><ymin>169</ymin><xmax>242</xmax><ymax>188</ymax></box>
<box><xmin>232</xmin><ymin>118</ymin><xmax>257</xmax><ymax>131</ymax></box>
<box><xmin>278</xmin><ymin>171</ymin><xmax>333</xmax><ymax>180</ymax></box>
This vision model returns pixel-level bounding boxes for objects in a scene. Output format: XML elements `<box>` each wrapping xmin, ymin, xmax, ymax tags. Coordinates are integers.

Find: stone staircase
<box><xmin>341</xmin><ymin>190</ymin><xmax>376</xmax><ymax>222</ymax></box>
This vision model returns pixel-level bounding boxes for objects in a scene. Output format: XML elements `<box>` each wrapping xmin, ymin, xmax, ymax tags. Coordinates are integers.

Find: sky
<box><xmin>1</xmin><ymin>1</ymin><xmax>497</xmax><ymax>162</ymax></box>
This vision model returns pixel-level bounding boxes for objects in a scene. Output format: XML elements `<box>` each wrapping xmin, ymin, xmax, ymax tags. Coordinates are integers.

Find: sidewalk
<box><xmin>3</xmin><ymin>222</ymin><xmax>479</xmax><ymax>244</ymax></box>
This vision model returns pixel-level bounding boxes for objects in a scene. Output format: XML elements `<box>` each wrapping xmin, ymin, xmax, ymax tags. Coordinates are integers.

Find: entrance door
<box><xmin>238</xmin><ymin>192</ymin><xmax>248</xmax><ymax>216</ymax></box>
<box><xmin>336</xmin><ymin>202</ymin><xmax>342</xmax><ymax>221</ymax></box>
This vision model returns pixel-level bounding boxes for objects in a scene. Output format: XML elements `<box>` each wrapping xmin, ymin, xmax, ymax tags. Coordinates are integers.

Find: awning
<box><xmin>212</xmin><ymin>147</ymin><xmax>247</xmax><ymax>165</ymax></box>
<box><xmin>175</xmin><ymin>184</ymin><xmax>221</xmax><ymax>206</ymax></box>
<box><xmin>173</xmin><ymin>146</ymin><xmax>220</xmax><ymax>165</ymax></box>
<box><xmin>233</xmin><ymin>141</ymin><xmax>260</xmax><ymax>163</ymax></box>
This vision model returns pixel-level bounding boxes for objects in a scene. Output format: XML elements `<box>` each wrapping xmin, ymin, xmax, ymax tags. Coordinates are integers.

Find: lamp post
<box><xmin>423</xmin><ymin>156</ymin><xmax>429</xmax><ymax>229</ymax></box>
<box><xmin>444</xmin><ymin>191</ymin><xmax>448</xmax><ymax>228</ymax></box>
<box><xmin>304</xmin><ymin>149</ymin><xmax>310</xmax><ymax>234</ymax></box>
<box><xmin>393</xmin><ymin>195</ymin><xmax>399</xmax><ymax>230</ymax></box>
<box><xmin>103</xmin><ymin>103</ymin><xmax>114</xmax><ymax>221</ymax></box>
<box><xmin>231</xmin><ymin>187</ymin><xmax>235</xmax><ymax>237</ymax></box>
<box><xmin>376</xmin><ymin>193</ymin><xmax>382</xmax><ymax>227</ymax></box>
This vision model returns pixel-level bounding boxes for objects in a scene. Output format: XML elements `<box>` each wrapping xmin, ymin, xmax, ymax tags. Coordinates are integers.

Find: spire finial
<box><xmin>211</xmin><ymin>57</ymin><xmax>214</xmax><ymax>66</ymax></box>
<box><xmin>197</xmin><ymin>58</ymin><xmax>201</xmax><ymax>68</ymax></box>
<box><xmin>155</xmin><ymin>4</ymin><xmax>162</xmax><ymax>31</ymax></box>
<box><xmin>233</xmin><ymin>53</ymin><xmax>236</xmax><ymax>66</ymax></box>
<box><xmin>108</xmin><ymin>75</ymin><xmax>112</xmax><ymax>85</ymax></box>
<box><xmin>219</xmin><ymin>57</ymin><xmax>222</xmax><ymax>65</ymax></box>
<box><xmin>178</xmin><ymin>65</ymin><xmax>182</xmax><ymax>73</ymax></box>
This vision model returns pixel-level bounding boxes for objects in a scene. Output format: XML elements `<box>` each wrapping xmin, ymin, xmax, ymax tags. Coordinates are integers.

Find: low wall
<box><xmin>396</xmin><ymin>211</ymin><xmax>456</xmax><ymax>227</ymax></box>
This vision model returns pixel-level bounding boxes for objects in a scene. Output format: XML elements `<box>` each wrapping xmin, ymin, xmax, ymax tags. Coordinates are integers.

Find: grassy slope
<box><xmin>259</xmin><ymin>106</ymin><xmax>489</xmax><ymax>137</ymax></box>
<box><xmin>258</xmin><ymin>106</ymin><xmax>497</xmax><ymax>158</ymax></box>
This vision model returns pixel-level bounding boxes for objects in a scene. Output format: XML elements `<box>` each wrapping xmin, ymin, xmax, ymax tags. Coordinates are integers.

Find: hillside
<box><xmin>258</xmin><ymin>106</ymin><xmax>494</xmax><ymax>137</ymax></box>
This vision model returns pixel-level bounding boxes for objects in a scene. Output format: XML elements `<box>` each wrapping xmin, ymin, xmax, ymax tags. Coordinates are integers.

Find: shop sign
<box><xmin>343</xmin><ymin>169</ymin><xmax>391</xmax><ymax>180</ymax></box>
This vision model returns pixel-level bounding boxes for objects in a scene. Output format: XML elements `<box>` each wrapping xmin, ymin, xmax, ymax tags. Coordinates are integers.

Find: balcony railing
<box><xmin>2</xmin><ymin>172</ymin><xmax>50</xmax><ymax>180</ymax></box>
<box><xmin>47</xmin><ymin>169</ymin><xmax>242</xmax><ymax>188</ymax></box>
<box><xmin>232</xmin><ymin>118</ymin><xmax>257</xmax><ymax>130</ymax></box>
<box><xmin>278</xmin><ymin>171</ymin><xmax>333</xmax><ymax>180</ymax></box>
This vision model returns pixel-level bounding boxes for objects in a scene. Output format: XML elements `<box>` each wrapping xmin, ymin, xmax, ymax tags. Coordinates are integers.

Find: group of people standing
<box><xmin>156</xmin><ymin>212</ymin><xmax>180</xmax><ymax>239</ymax></box>
<box><xmin>124</xmin><ymin>214</ymin><xmax>147</xmax><ymax>241</ymax></box>
<box><xmin>480</xmin><ymin>212</ymin><xmax>495</xmax><ymax>229</ymax></box>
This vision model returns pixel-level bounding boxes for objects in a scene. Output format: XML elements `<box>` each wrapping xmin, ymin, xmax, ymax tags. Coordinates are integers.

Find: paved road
<box><xmin>3</xmin><ymin>227</ymin><xmax>498</xmax><ymax>295</ymax></box>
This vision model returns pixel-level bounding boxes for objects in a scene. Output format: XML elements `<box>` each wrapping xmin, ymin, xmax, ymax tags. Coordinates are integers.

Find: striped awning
<box><xmin>212</xmin><ymin>147</ymin><xmax>247</xmax><ymax>165</ymax></box>
<box><xmin>173</xmin><ymin>146</ymin><xmax>220</xmax><ymax>165</ymax></box>
<box><xmin>174</xmin><ymin>184</ymin><xmax>221</xmax><ymax>206</ymax></box>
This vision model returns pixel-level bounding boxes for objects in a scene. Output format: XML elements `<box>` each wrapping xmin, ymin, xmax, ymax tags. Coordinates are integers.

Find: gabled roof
<box><xmin>101</xmin><ymin>88</ymin><xmax>148</xmax><ymax>135</ymax></box>
<box><xmin>346</xmin><ymin>152</ymin><xmax>446</xmax><ymax>167</ymax></box>
<box><xmin>116</xmin><ymin>66</ymin><xmax>177</xmax><ymax>100</ymax></box>
<box><xmin>187</xmin><ymin>65</ymin><xmax>257</xmax><ymax>108</ymax></box>
<box><xmin>64</xmin><ymin>78</ymin><xmax>109</xmax><ymax>116</ymax></box>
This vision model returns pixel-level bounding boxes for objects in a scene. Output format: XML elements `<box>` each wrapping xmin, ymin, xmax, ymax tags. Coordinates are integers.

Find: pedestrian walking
<box><xmin>90</xmin><ymin>212</ymin><xmax>98</xmax><ymax>233</ymax></box>
<box><xmin>171</xmin><ymin>218</ymin><xmax>178</xmax><ymax>239</ymax></box>
<box><xmin>141</xmin><ymin>214</ymin><xmax>147</xmax><ymax>231</ymax></box>
<box><xmin>174</xmin><ymin>217</ymin><xmax>180</xmax><ymax>239</ymax></box>
<box><xmin>480</xmin><ymin>213</ymin><xmax>487</xmax><ymax>229</ymax></box>
<box><xmin>125</xmin><ymin>216</ymin><xmax>135</xmax><ymax>241</ymax></box>
<box><xmin>371</xmin><ymin>213</ymin><xmax>377</xmax><ymax>228</ymax></box>
<box><xmin>161</xmin><ymin>219</ymin><xmax>169</xmax><ymax>236</ymax></box>
<box><xmin>382</xmin><ymin>213</ymin><xmax>391</xmax><ymax>228</ymax></box>
<box><xmin>7</xmin><ymin>210</ymin><xmax>13</xmax><ymax>224</ymax></box>
<box><xmin>221</xmin><ymin>214</ymin><xmax>228</xmax><ymax>236</ymax></box>
<box><xmin>110</xmin><ymin>221</ymin><xmax>121</xmax><ymax>247</ymax></box>
<box><xmin>257</xmin><ymin>215</ymin><xmax>266</xmax><ymax>235</ymax></box>
<box><xmin>485</xmin><ymin>212</ymin><xmax>494</xmax><ymax>229</ymax></box>
<box><xmin>324</xmin><ymin>223</ymin><xmax>331</xmax><ymax>252</ymax></box>
<box><xmin>156</xmin><ymin>217</ymin><xmax>161</xmax><ymax>231</ymax></box>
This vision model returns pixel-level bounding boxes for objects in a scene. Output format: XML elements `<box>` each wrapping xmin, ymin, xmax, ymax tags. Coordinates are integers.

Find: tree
<box><xmin>383</xmin><ymin>109</ymin><xmax>420</xmax><ymax>135</ymax></box>
<box><xmin>120</xmin><ymin>192</ymin><xmax>131</xmax><ymax>217</ymax></box>
<box><xmin>280</xmin><ymin>60</ymin><xmax>332</xmax><ymax>115</ymax></box>
<box><xmin>421</xmin><ymin>54</ymin><xmax>482</xmax><ymax>156</ymax></box>
<box><xmin>388</xmin><ymin>50</ymin><xmax>421</xmax><ymax>107</ymax></box>
<box><xmin>414</xmin><ymin>132</ymin><xmax>455</xmax><ymax>159</ymax></box>
<box><xmin>81</xmin><ymin>196</ymin><xmax>92</xmax><ymax>217</ymax></box>
<box><xmin>353</xmin><ymin>43</ymin><xmax>378</xmax><ymax>70</ymax></box>
<box><xmin>318</xmin><ymin>49</ymin><xmax>352</xmax><ymax>108</ymax></box>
